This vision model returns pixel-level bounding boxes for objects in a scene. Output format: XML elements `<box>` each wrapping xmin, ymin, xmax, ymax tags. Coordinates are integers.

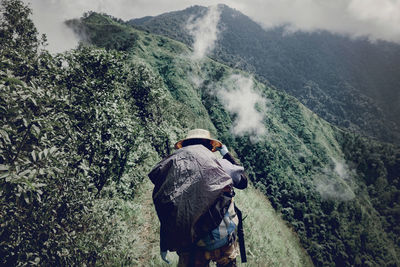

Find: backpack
<box><xmin>148</xmin><ymin>145</ymin><xmax>233</xmax><ymax>252</ymax></box>
<box><xmin>196</xmin><ymin>199</ymin><xmax>239</xmax><ymax>251</ymax></box>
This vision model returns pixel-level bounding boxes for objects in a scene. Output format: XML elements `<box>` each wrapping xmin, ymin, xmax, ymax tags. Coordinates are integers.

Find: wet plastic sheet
<box><xmin>148</xmin><ymin>145</ymin><xmax>232</xmax><ymax>251</ymax></box>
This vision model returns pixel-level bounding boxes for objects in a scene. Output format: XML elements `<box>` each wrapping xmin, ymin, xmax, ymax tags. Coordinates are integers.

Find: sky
<box><xmin>25</xmin><ymin>0</ymin><xmax>400</xmax><ymax>53</ymax></box>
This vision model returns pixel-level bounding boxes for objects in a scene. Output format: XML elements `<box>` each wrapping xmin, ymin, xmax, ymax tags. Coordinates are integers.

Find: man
<box><xmin>148</xmin><ymin>129</ymin><xmax>248</xmax><ymax>266</ymax></box>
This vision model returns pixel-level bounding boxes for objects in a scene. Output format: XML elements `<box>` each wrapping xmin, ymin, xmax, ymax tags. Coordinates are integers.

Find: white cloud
<box><xmin>24</xmin><ymin>0</ymin><xmax>81</xmax><ymax>53</ymax></box>
<box><xmin>346</xmin><ymin>0</ymin><xmax>400</xmax><ymax>41</ymax></box>
<box><xmin>239</xmin><ymin>0</ymin><xmax>400</xmax><ymax>43</ymax></box>
<box><xmin>217</xmin><ymin>74</ymin><xmax>268</xmax><ymax>140</ymax></box>
<box><xmin>186</xmin><ymin>5</ymin><xmax>221</xmax><ymax>59</ymax></box>
<box><xmin>181</xmin><ymin>8</ymin><xmax>268</xmax><ymax>141</ymax></box>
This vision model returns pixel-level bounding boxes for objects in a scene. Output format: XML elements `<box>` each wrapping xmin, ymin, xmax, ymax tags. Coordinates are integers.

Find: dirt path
<box><xmin>131</xmin><ymin>178</ymin><xmax>178</xmax><ymax>266</ymax></box>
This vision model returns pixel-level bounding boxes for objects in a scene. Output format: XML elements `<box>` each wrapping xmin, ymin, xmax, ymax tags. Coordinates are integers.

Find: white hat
<box><xmin>175</xmin><ymin>129</ymin><xmax>222</xmax><ymax>152</ymax></box>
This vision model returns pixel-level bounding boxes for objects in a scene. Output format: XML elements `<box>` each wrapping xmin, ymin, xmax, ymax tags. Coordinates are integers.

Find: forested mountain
<box><xmin>128</xmin><ymin>5</ymin><xmax>400</xmax><ymax>145</ymax></box>
<box><xmin>1</xmin><ymin>1</ymin><xmax>400</xmax><ymax>266</ymax></box>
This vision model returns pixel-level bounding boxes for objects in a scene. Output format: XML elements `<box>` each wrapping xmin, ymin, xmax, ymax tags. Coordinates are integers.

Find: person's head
<box><xmin>181</xmin><ymin>138</ymin><xmax>214</xmax><ymax>151</ymax></box>
<box><xmin>175</xmin><ymin>129</ymin><xmax>222</xmax><ymax>152</ymax></box>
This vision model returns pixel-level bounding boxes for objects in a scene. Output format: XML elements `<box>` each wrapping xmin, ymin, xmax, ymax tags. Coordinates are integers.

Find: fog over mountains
<box><xmin>129</xmin><ymin>4</ymin><xmax>400</xmax><ymax>144</ymax></box>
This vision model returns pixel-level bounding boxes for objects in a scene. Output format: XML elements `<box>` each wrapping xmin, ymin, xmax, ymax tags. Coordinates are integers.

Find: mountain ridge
<box><xmin>128</xmin><ymin>4</ymin><xmax>400</xmax><ymax>145</ymax></box>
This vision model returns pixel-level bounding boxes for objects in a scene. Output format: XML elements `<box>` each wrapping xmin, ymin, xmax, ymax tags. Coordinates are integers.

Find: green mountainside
<box><xmin>128</xmin><ymin>4</ymin><xmax>400</xmax><ymax>145</ymax></box>
<box><xmin>79</xmin><ymin>12</ymin><xmax>400</xmax><ymax>266</ymax></box>
<box><xmin>1</xmin><ymin>1</ymin><xmax>400</xmax><ymax>266</ymax></box>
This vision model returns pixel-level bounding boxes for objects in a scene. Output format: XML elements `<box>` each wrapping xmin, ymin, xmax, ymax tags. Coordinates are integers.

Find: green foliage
<box><xmin>0</xmin><ymin>2</ymin><xmax>185</xmax><ymax>265</ymax></box>
<box><xmin>0</xmin><ymin>0</ymin><xmax>40</xmax><ymax>54</ymax></box>
<box><xmin>0</xmin><ymin>0</ymin><xmax>45</xmax><ymax>80</ymax></box>
<box><xmin>337</xmin><ymin>131</ymin><xmax>400</xmax><ymax>252</ymax></box>
<box><xmin>57</xmin><ymin>48</ymin><xmax>138</xmax><ymax>194</ymax></box>
<box><xmin>0</xmin><ymin>66</ymin><xmax>88</xmax><ymax>265</ymax></box>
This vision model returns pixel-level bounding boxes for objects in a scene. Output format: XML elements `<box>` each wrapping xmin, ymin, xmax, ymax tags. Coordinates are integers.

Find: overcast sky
<box><xmin>25</xmin><ymin>0</ymin><xmax>400</xmax><ymax>52</ymax></box>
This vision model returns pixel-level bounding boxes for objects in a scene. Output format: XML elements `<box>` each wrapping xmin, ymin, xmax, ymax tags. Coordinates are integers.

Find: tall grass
<box><xmin>235</xmin><ymin>184</ymin><xmax>313</xmax><ymax>266</ymax></box>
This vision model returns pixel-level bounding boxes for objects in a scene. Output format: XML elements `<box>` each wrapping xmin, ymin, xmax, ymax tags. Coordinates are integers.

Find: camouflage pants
<box><xmin>177</xmin><ymin>241</ymin><xmax>238</xmax><ymax>267</ymax></box>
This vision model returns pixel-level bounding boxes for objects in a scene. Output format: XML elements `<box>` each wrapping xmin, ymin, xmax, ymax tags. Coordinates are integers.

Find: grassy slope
<box><xmin>235</xmin><ymin>185</ymin><xmax>313</xmax><ymax>266</ymax></box>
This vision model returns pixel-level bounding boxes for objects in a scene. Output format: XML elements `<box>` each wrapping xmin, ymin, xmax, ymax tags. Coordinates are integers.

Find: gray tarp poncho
<box><xmin>148</xmin><ymin>145</ymin><xmax>233</xmax><ymax>251</ymax></box>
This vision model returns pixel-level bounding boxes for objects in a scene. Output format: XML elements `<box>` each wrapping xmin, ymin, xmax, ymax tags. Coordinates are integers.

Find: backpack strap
<box><xmin>234</xmin><ymin>204</ymin><xmax>247</xmax><ymax>263</ymax></box>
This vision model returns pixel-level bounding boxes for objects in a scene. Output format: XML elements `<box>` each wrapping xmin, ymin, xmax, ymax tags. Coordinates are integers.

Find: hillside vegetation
<box><xmin>129</xmin><ymin>4</ymin><xmax>400</xmax><ymax>145</ymax></box>
<box><xmin>69</xmin><ymin>11</ymin><xmax>400</xmax><ymax>266</ymax></box>
<box><xmin>1</xmin><ymin>1</ymin><xmax>400</xmax><ymax>266</ymax></box>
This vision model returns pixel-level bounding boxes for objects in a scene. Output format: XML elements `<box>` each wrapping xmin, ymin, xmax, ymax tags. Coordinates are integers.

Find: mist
<box><xmin>314</xmin><ymin>157</ymin><xmax>356</xmax><ymax>201</ymax></box>
<box><xmin>24</xmin><ymin>0</ymin><xmax>82</xmax><ymax>53</ymax></box>
<box><xmin>186</xmin><ymin>5</ymin><xmax>221</xmax><ymax>60</ymax></box>
<box><xmin>217</xmin><ymin>75</ymin><xmax>268</xmax><ymax>140</ymax></box>
<box><xmin>183</xmin><ymin>6</ymin><xmax>268</xmax><ymax>140</ymax></box>
<box><xmin>236</xmin><ymin>0</ymin><xmax>400</xmax><ymax>43</ymax></box>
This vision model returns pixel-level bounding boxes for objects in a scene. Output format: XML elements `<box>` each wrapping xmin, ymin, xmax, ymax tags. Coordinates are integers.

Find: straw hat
<box><xmin>175</xmin><ymin>129</ymin><xmax>222</xmax><ymax>152</ymax></box>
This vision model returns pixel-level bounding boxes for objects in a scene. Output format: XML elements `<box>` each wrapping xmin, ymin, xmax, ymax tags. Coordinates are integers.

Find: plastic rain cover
<box><xmin>148</xmin><ymin>145</ymin><xmax>233</xmax><ymax>251</ymax></box>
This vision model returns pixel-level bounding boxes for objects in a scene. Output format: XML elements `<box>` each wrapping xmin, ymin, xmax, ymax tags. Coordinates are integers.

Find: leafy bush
<box><xmin>0</xmin><ymin>1</ymin><xmax>185</xmax><ymax>265</ymax></box>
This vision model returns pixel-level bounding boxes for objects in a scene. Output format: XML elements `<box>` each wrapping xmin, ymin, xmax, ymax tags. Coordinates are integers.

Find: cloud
<box><xmin>346</xmin><ymin>0</ymin><xmax>400</xmax><ymax>42</ymax></box>
<box><xmin>186</xmin><ymin>5</ymin><xmax>221</xmax><ymax>59</ymax></box>
<box><xmin>182</xmin><ymin>6</ymin><xmax>220</xmax><ymax>91</ymax></box>
<box><xmin>314</xmin><ymin>157</ymin><xmax>356</xmax><ymax>201</ymax></box>
<box><xmin>23</xmin><ymin>0</ymin><xmax>82</xmax><ymax>53</ymax></box>
<box><xmin>236</xmin><ymin>0</ymin><xmax>400</xmax><ymax>43</ymax></box>
<box><xmin>181</xmin><ymin>7</ymin><xmax>268</xmax><ymax>141</ymax></box>
<box><xmin>216</xmin><ymin>74</ymin><xmax>268</xmax><ymax>140</ymax></box>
